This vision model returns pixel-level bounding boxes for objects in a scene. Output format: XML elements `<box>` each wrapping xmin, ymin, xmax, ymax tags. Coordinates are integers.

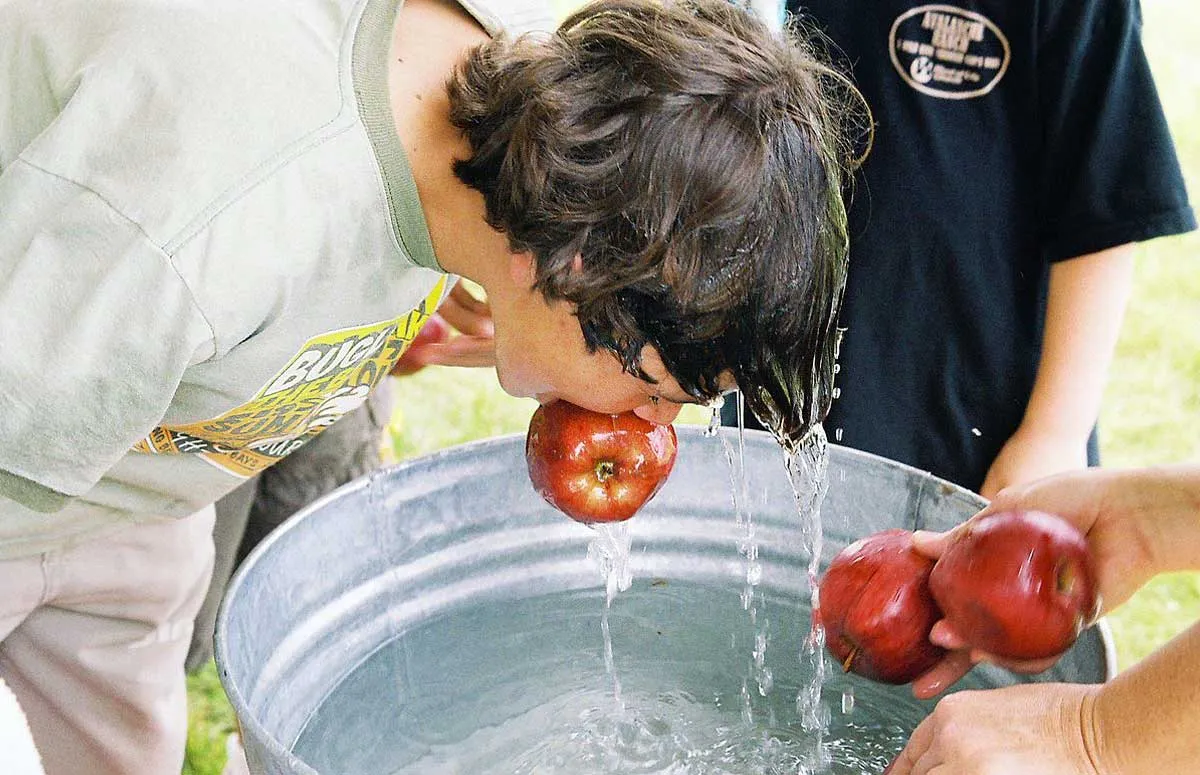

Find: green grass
<box><xmin>184</xmin><ymin>2</ymin><xmax>1200</xmax><ymax>771</ymax></box>
<box><xmin>184</xmin><ymin>662</ymin><xmax>239</xmax><ymax>775</ymax></box>
<box><xmin>384</xmin><ymin>367</ymin><xmax>538</xmax><ymax>460</ymax></box>
<box><xmin>1093</xmin><ymin>0</ymin><xmax>1200</xmax><ymax>671</ymax></box>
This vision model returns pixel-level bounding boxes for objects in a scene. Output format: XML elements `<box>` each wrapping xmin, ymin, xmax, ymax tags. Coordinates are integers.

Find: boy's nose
<box><xmin>632</xmin><ymin>399</ymin><xmax>682</xmax><ymax>425</ymax></box>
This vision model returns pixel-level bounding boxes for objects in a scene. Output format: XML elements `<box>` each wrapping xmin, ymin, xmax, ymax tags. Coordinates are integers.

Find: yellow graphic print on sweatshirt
<box><xmin>133</xmin><ymin>278</ymin><xmax>447</xmax><ymax>478</ymax></box>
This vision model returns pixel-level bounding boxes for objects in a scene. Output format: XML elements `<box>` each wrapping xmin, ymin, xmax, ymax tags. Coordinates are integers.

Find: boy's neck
<box><xmin>388</xmin><ymin>0</ymin><xmax>507</xmax><ymax>284</ymax></box>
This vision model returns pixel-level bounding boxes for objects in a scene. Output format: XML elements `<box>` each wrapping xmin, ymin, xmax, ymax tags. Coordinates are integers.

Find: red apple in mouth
<box><xmin>525</xmin><ymin>401</ymin><xmax>678</xmax><ymax>524</ymax></box>
<box><xmin>818</xmin><ymin>529</ymin><xmax>946</xmax><ymax>684</ymax></box>
<box><xmin>929</xmin><ymin>510</ymin><xmax>1100</xmax><ymax>661</ymax></box>
<box><xmin>390</xmin><ymin>314</ymin><xmax>451</xmax><ymax>377</ymax></box>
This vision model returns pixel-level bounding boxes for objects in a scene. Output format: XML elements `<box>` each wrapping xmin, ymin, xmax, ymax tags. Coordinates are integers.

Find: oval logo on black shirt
<box><xmin>889</xmin><ymin>5</ymin><xmax>1010</xmax><ymax>99</ymax></box>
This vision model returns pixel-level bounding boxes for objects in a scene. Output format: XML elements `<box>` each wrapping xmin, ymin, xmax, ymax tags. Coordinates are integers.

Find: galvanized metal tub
<box><xmin>215</xmin><ymin>428</ymin><xmax>1116</xmax><ymax>774</ymax></box>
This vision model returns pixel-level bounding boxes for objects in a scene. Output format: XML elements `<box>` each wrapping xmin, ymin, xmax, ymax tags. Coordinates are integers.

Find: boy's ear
<box><xmin>509</xmin><ymin>252</ymin><xmax>537</xmax><ymax>288</ymax></box>
<box><xmin>508</xmin><ymin>252</ymin><xmax>584</xmax><ymax>288</ymax></box>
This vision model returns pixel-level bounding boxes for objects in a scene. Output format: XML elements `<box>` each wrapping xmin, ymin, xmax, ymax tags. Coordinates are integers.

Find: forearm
<box><xmin>1088</xmin><ymin>618</ymin><xmax>1200</xmax><ymax>774</ymax></box>
<box><xmin>1123</xmin><ymin>464</ymin><xmax>1200</xmax><ymax>576</ymax></box>
<box><xmin>1021</xmin><ymin>245</ymin><xmax>1135</xmax><ymax>438</ymax></box>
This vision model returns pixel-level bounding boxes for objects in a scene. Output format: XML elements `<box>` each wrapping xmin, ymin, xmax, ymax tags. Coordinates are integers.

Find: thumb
<box><xmin>886</xmin><ymin>715</ymin><xmax>935</xmax><ymax>775</ymax></box>
<box><xmin>910</xmin><ymin>529</ymin><xmax>951</xmax><ymax>560</ymax></box>
<box><xmin>977</xmin><ymin>480</ymin><xmax>1034</xmax><ymax>516</ymax></box>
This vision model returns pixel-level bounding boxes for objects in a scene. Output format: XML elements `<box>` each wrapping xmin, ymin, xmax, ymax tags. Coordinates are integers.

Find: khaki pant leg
<box><xmin>0</xmin><ymin>506</ymin><xmax>215</xmax><ymax>775</ymax></box>
<box><xmin>0</xmin><ymin>675</ymin><xmax>45</xmax><ymax>774</ymax></box>
<box><xmin>0</xmin><ymin>553</ymin><xmax>45</xmax><ymax>644</ymax></box>
<box><xmin>187</xmin><ymin>481</ymin><xmax>255</xmax><ymax>672</ymax></box>
<box><xmin>0</xmin><ymin>556</ymin><xmax>49</xmax><ymax>773</ymax></box>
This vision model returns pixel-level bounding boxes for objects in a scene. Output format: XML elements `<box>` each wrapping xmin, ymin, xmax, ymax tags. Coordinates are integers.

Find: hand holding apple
<box><xmin>928</xmin><ymin>510</ymin><xmax>1101</xmax><ymax>661</ymax></box>
<box><xmin>525</xmin><ymin>400</ymin><xmax>677</xmax><ymax>524</ymax></box>
<box><xmin>982</xmin><ymin>466</ymin><xmax>1200</xmax><ymax>615</ymax></box>
<box><xmin>821</xmin><ymin>511</ymin><xmax>1099</xmax><ymax>689</ymax></box>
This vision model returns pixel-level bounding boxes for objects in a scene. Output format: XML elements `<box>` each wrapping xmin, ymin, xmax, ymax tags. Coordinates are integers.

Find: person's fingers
<box><xmin>418</xmin><ymin>337</ymin><xmax>496</xmax><ymax>368</ymax></box>
<box><xmin>886</xmin><ymin>715</ymin><xmax>937</xmax><ymax>775</ymax></box>
<box><xmin>979</xmin><ymin>474</ymin><xmax>1087</xmax><ymax>518</ymax></box>
<box><xmin>978</xmin><ymin>471</ymin><xmax>1004</xmax><ymax>501</ymax></box>
<box><xmin>928</xmin><ymin>621</ymin><xmax>967</xmax><ymax>650</ymax></box>
<box><xmin>910</xmin><ymin>650</ymin><xmax>973</xmax><ymax>700</ymax></box>
<box><xmin>975</xmin><ymin>482</ymin><xmax>1026</xmax><ymax>516</ymax></box>
<box><xmin>439</xmin><ymin>283</ymin><xmax>494</xmax><ymax>337</ymax></box>
<box><xmin>448</xmin><ymin>278</ymin><xmax>489</xmax><ymax>312</ymax></box>
<box><xmin>910</xmin><ymin>529</ymin><xmax>951</xmax><ymax>560</ymax></box>
<box><xmin>438</xmin><ymin>299</ymin><xmax>494</xmax><ymax>338</ymax></box>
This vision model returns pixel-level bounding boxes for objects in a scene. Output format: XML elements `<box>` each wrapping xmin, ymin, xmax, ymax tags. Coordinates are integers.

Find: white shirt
<box><xmin>0</xmin><ymin>0</ymin><xmax>554</xmax><ymax>556</ymax></box>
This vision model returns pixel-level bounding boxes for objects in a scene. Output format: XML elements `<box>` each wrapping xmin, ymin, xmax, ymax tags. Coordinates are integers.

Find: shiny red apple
<box><xmin>390</xmin><ymin>314</ymin><xmax>451</xmax><ymax>376</ymax></box>
<box><xmin>818</xmin><ymin>529</ymin><xmax>947</xmax><ymax>684</ymax></box>
<box><xmin>525</xmin><ymin>401</ymin><xmax>677</xmax><ymax>524</ymax></box>
<box><xmin>929</xmin><ymin>510</ymin><xmax>1100</xmax><ymax>661</ymax></box>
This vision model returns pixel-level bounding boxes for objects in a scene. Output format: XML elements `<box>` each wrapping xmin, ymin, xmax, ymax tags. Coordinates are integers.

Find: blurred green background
<box><xmin>184</xmin><ymin>1</ymin><xmax>1200</xmax><ymax>772</ymax></box>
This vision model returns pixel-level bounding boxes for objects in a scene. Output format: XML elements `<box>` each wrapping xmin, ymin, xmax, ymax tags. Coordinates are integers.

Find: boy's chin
<box><xmin>493</xmin><ymin>365</ymin><xmax>542</xmax><ymax>401</ymax></box>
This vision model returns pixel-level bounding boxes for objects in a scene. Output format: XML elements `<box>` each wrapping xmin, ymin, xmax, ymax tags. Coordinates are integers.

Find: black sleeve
<box><xmin>1037</xmin><ymin>0</ymin><xmax>1195</xmax><ymax>261</ymax></box>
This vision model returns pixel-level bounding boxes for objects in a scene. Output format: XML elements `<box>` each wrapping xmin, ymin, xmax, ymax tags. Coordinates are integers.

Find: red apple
<box><xmin>928</xmin><ymin>510</ymin><xmax>1100</xmax><ymax>661</ymax></box>
<box><xmin>525</xmin><ymin>401</ymin><xmax>677</xmax><ymax>524</ymax></box>
<box><xmin>390</xmin><ymin>315</ymin><xmax>451</xmax><ymax>376</ymax></box>
<box><xmin>818</xmin><ymin>529</ymin><xmax>946</xmax><ymax>684</ymax></box>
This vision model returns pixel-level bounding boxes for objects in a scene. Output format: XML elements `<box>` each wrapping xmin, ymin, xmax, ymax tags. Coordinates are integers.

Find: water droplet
<box><xmin>783</xmin><ymin>425</ymin><xmax>831</xmax><ymax>743</ymax></box>
<box><xmin>841</xmin><ymin>687</ymin><xmax>856</xmax><ymax>715</ymax></box>
<box><xmin>704</xmin><ymin>405</ymin><xmax>721</xmax><ymax>437</ymax></box>
<box><xmin>740</xmin><ymin>679</ymin><xmax>754</xmax><ymax>725</ymax></box>
<box><xmin>757</xmin><ymin>665</ymin><xmax>774</xmax><ymax>696</ymax></box>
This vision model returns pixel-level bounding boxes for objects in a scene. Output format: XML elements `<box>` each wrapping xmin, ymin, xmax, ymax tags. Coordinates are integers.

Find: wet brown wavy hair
<box><xmin>447</xmin><ymin>0</ymin><xmax>864</xmax><ymax>447</ymax></box>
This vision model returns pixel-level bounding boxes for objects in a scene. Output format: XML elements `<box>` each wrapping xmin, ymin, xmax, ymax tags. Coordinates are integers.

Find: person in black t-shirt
<box><xmin>724</xmin><ymin>0</ymin><xmax>1196</xmax><ymax>497</ymax></box>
